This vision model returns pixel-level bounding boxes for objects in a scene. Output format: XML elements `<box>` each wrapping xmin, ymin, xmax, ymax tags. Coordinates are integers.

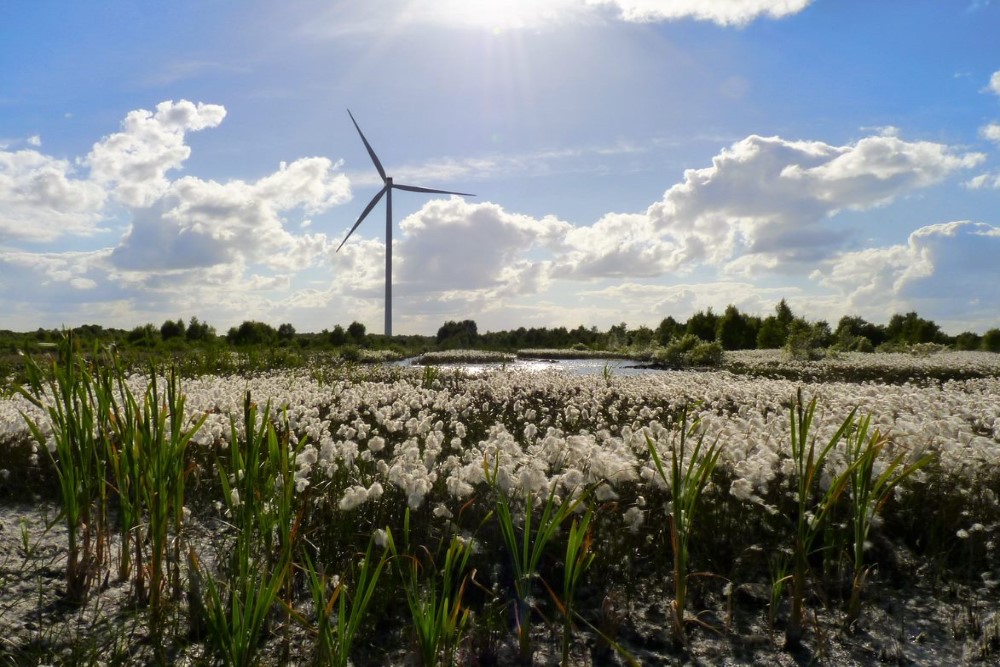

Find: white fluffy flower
<box><xmin>339</xmin><ymin>485</ymin><xmax>369</xmax><ymax>512</ymax></box>
<box><xmin>623</xmin><ymin>506</ymin><xmax>645</xmax><ymax>533</ymax></box>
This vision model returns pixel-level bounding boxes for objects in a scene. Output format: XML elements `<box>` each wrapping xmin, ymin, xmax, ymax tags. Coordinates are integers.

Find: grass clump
<box><xmin>645</xmin><ymin>406</ymin><xmax>722</xmax><ymax>648</ymax></box>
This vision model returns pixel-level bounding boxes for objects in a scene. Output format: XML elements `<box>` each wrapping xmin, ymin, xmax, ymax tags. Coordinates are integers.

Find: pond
<box><xmin>393</xmin><ymin>356</ymin><xmax>659</xmax><ymax>377</ymax></box>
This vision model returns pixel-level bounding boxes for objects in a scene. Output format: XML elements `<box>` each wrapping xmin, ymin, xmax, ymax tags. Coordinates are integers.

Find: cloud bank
<box><xmin>1</xmin><ymin>100</ymin><xmax>995</xmax><ymax>333</ymax></box>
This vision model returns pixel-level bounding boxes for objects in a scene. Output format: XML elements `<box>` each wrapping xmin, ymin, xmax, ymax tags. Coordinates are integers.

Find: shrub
<box><xmin>686</xmin><ymin>341</ymin><xmax>723</xmax><ymax>367</ymax></box>
<box><xmin>783</xmin><ymin>321</ymin><xmax>826</xmax><ymax>361</ymax></box>
<box><xmin>653</xmin><ymin>334</ymin><xmax>723</xmax><ymax>368</ymax></box>
<box><xmin>983</xmin><ymin>328</ymin><xmax>1000</xmax><ymax>353</ymax></box>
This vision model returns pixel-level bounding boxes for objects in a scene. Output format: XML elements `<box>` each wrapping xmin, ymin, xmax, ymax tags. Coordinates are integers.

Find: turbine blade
<box><xmin>336</xmin><ymin>186</ymin><xmax>387</xmax><ymax>252</ymax></box>
<box><xmin>393</xmin><ymin>183</ymin><xmax>475</xmax><ymax>197</ymax></box>
<box><xmin>347</xmin><ymin>109</ymin><xmax>387</xmax><ymax>183</ymax></box>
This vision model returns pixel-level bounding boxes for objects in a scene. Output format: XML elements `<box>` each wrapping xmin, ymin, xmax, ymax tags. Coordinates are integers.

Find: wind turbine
<box><xmin>337</xmin><ymin>110</ymin><xmax>474</xmax><ymax>337</ymax></box>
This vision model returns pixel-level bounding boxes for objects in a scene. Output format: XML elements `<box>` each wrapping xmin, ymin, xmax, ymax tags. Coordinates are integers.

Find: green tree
<box><xmin>160</xmin><ymin>318</ymin><xmax>185</xmax><ymax>341</ymax></box>
<box><xmin>186</xmin><ymin>316</ymin><xmax>215</xmax><ymax>342</ymax></box>
<box><xmin>756</xmin><ymin>317</ymin><xmax>785</xmax><ymax>349</ymax></box>
<box><xmin>127</xmin><ymin>323</ymin><xmax>159</xmax><ymax>348</ymax></box>
<box><xmin>630</xmin><ymin>325</ymin><xmax>655</xmax><ymax>349</ymax></box>
<box><xmin>775</xmin><ymin>298</ymin><xmax>794</xmax><ymax>329</ymax></box>
<box><xmin>436</xmin><ymin>320</ymin><xmax>479</xmax><ymax>348</ymax></box>
<box><xmin>834</xmin><ymin>315</ymin><xmax>883</xmax><ymax>351</ymax></box>
<box><xmin>227</xmin><ymin>321</ymin><xmax>278</xmax><ymax>346</ymax></box>
<box><xmin>569</xmin><ymin>325</ymin><xmax>599</xmax><ymax>347</ymax></box>
<box><xmin>885</xmin><ymin>312</ymin><xmax>942</xmax><ymax>346</ymax></box>
<box><xmin>605</xmin><ymin>322</ymin><xmax>628</xmax><ymax>349</ymax></box>
<box><xmin>347</xmin><ymin>321</ymin><xmax>367</xmax><ymax>343</ymax></box>
<box><xmin>756</xmin><ymin>300</ymin><xmax>797</xmax><ymax>349</ymax></box>
<box><xmin>716</xmin><ymin>305</ymin><xmax>756</xmax><ymax>350</ymax></box>
<box><xmin>329</xmin><ymin>325</ymin><xmax>347</xmax><ymax>346</ymax></box>
<box><xmin>953</xmin><ymin>332</ymin><xmax>982</xmax><ymax>351</ymax></box>
<box><xmin>656</xmin><ymin>316</ymin><xmax>682</xmax><ymax>346</ymax></box>
<box><xmin>685</xmin><ymin>309</ymin><xmax>718</xmax><ymax>342</ymax></box>
<box><xmin>277</xmin><ymin>323</ymin><xmax>296</xmax><ymax>343</ymax></box>
<box><xmin>982</xmin><ymin>328</ymin><xmax>1000</xmax><ymax>353</ymax></box>
<box><xmin>784</xmin><ymin>319</ymin><xmax>831</xmax><ymax>360</ymax></box>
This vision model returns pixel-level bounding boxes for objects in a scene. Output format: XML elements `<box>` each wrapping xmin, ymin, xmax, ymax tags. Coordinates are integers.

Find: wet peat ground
<box><xmin>2</xmin><ymin>501</ymin><xmax>998</xmax><ymax>666</ymax></box>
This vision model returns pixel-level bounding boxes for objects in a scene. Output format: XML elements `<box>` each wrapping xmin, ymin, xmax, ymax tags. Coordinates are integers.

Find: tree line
<box><xmin>3</xmin><ymin>300</ymin><xmax>999</xmax><ymax>355</ymax></box>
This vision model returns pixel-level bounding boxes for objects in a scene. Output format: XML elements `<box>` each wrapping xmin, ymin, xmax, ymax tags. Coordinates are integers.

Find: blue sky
<box><xmin>3</xmin><ymin>0</ymin><xmax>1000</xmax><ymax>335</ymax></box>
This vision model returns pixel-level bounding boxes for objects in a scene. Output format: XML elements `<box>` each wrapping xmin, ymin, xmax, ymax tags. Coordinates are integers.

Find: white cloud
<box><xmin>965</xmin><ymin>172</ymin><xmax>1000</xmax><ymax>189</ymax></box>
<box><xmin>981</xmin><ymin>122</ymin><xmax>1000</xmax><ymax>144</ymax></box>
<box><xmin>27</xmin><ymin>135</ymin><xmax>41</xmax><ymax>147</ymax></box>
<box><xmin>814</xmin><ymin>221</ymin><xmax>1000</xmax><ymax>331</ymax></box>
<box><xmin>0</xmin><ymin>149</ymin><xmax>107</xmax><ymax>241</ymax></box>
<box><xmin>553</xmin><ymin>212</ymin><xmax>686</xmax><ymax>279</ymax></box>
<box><xmin>990</xmin><ymin>70</ymin><xmax>1000</xmax><ymax>96</ymax></box>
<box><xmin>110</xmin><ymin>156</ymin><xmax>349</xmax><ymax>274</ymax></box>
<box><xmin>587</xmin><ymin>0</ymin><xmax>813</xmax><ymax>26</ymax></box>
<box><xmin>646</xmin><ymin>133</ymin><xmax>984</xmax><ymax>274</ymax></box>
<box><xmin>87</xmin><ymin>100</ymin><xmax>227</xmax><ymax>208</ymax></box>
<box><xmin>0</xmin><ymin>99</ymin><xmax>363</xmax><ymax>331</ymax></box>
<box><xmin>0</xmin><ymin>248</ymin><xmax>108</xmax><ymax>288</ymax></box>
<box><xmin>396</xmin><ymin>198</ymin><xmax>567</xmax><ymax>295</ymax></box>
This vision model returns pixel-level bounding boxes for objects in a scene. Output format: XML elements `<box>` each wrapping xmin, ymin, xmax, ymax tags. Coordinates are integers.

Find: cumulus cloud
<box><xmin>645</xmin><ymin>133</ymin><xmax>984</xmax><ymax>274</ymax></box>
<box><xmin>395</xmin><ymin>198</ymin><xmax>568</xmax><ymax>296</ymax></box>
<box><xmin>990</xmin><ymin>70</ymin><xmax>1000</xmax><ymax>96</ymax></box>
<box><xmin>0</xmin><ymin>248</ymin><xmax>110</xmax><ymax>290</ymax></box>
<box><xmin>110</xmin><ymin>157</ymin><xmax>349</xmax><ymax>274</ymax></box>
<box><xmin>0</xmin><ymin>149</ymin><xmax>107</xmax><ymax>241</ymax></box>
<box><xmin>87</xmin><ymin>100</ymin><xmax>227</xmax><ymax>207</ymax></box>
<box><xmin>0</xmin><ymin>99</ymin><xmax>366</xmax><ymax>330</ymax></box>
<box><xmin>981</xmin><ymin>122</ymin><xmax>1000</xmax><ymax>144</ymax></box>
<box><xmin>587</xmin><ymin>0</ymin><xmax>813</xmax><ymax>26</ymax></box>
<box><xmin>553</xmin><ymin>212</ymin><xmax>685</xmax><ymax>279</ymax></box>
<box><xmin>813</xmin><ymin>221</ymin><xmax>1000</xmax><ymax>329</ymax></box>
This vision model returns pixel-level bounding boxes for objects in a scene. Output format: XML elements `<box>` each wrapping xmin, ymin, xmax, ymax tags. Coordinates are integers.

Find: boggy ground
<box><xmin>2</xmin><ymin>500</ymin><xmax>997</xmax><ymax>666</ymax></box>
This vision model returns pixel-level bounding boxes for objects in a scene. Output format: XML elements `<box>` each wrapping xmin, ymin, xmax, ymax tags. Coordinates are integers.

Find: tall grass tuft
<box><xmin>484</xmin><ymin>453</ymin><xmax>589</xmax><ymax>663</ymax></box>
<box><xmin>389</xmin><ymin>509</ymin><xmax>474</xmax><ymax>666</ymax></box>
<box><xmin>15</xmin><ymin>337</ymin><xmax>108</xmax><ymax>605</ymax></box>
<box><xmin>645</xmin><ymin>406</ymin><xmax>721</xmax><ymax>648</ymax></box>
<box><xmin>783</xmin><ymin>388</ymin><xmax>858</xmax><ymax>649</ymax></box>
<box><xmin>301</xmin><ymin>534</ymin><xmax>388</xmax><ymax>667</ymax></box>
<box><xmin>196</xmin><ymin>392</ymin><xmax>303</xmax><ymax>667</ymax></box>
<box><xmin>101</xmin><ymin>355</ymin><xmax>143</xmax><ymax>587</ymax></box>
<box><xmin>841</xmin><ymin>415</ymin><xmax>933</xmax><ymax>626</ymax></box>
<box><xmin>135</xmin><ymin>367</ymin><xmax>205</xmax><ymax>637</ymax></box>
<box><xmin>549</xmin><ymin>503</ymin><xmax>596</xmax><ymax>666</ymax></box>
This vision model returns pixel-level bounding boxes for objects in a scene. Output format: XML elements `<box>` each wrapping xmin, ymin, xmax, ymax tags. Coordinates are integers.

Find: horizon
<box><xmin>3</xmin><ymin>1</ymin><xmax>1000</xmax><ymax>335</ymax></box>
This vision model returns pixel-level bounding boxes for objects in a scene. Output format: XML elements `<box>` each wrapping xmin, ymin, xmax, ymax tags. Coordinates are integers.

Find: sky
<box><xmin>2</xmin><ymin>0</ymin><xmax>1000</xmax><ymax>336</ymax></box>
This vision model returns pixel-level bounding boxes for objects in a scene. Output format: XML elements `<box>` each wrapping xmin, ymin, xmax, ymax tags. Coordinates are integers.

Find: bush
<box><xmin>686</xmin><ymin>341</ymin><xmax>723</xmax><ymax>367</ymax></box>
<box><xmin>653</xmin><ymin>334</ymin><xmax>723</xmax><ymax>368</ymax></box>
<box><xmin>983</xmin><ymin>329</ymin><xmax>1000</xmax><ymax>353</ymax></box>
<box><xmin>783</xmin><ymin>321</ymin><xmax>827</xmax><ymax>361</ymax></box>
<box><xmin>831</xmin><ymin>334</ymin><xmax>874</xmax><ymax>354</ymax></box>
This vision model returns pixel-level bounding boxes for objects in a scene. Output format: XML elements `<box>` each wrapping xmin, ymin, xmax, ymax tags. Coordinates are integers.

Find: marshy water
<box><xmin>395</xmin><ymin>356</ymin><xmax>658</xmax><ymax>376</ymax></box>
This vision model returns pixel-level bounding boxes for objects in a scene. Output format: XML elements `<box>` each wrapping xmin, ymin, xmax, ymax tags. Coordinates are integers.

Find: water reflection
<box><xmin>394</xmin><ymin>357</ymin><xmax>658</xmax><ymax>377</ymax></box>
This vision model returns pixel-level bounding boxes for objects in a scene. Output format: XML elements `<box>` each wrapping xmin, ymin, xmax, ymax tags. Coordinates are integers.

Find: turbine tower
<box><xmin>337</xmin><ymin>110</ymin><xmax>474</xmax><ymax>337</ymax></box>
